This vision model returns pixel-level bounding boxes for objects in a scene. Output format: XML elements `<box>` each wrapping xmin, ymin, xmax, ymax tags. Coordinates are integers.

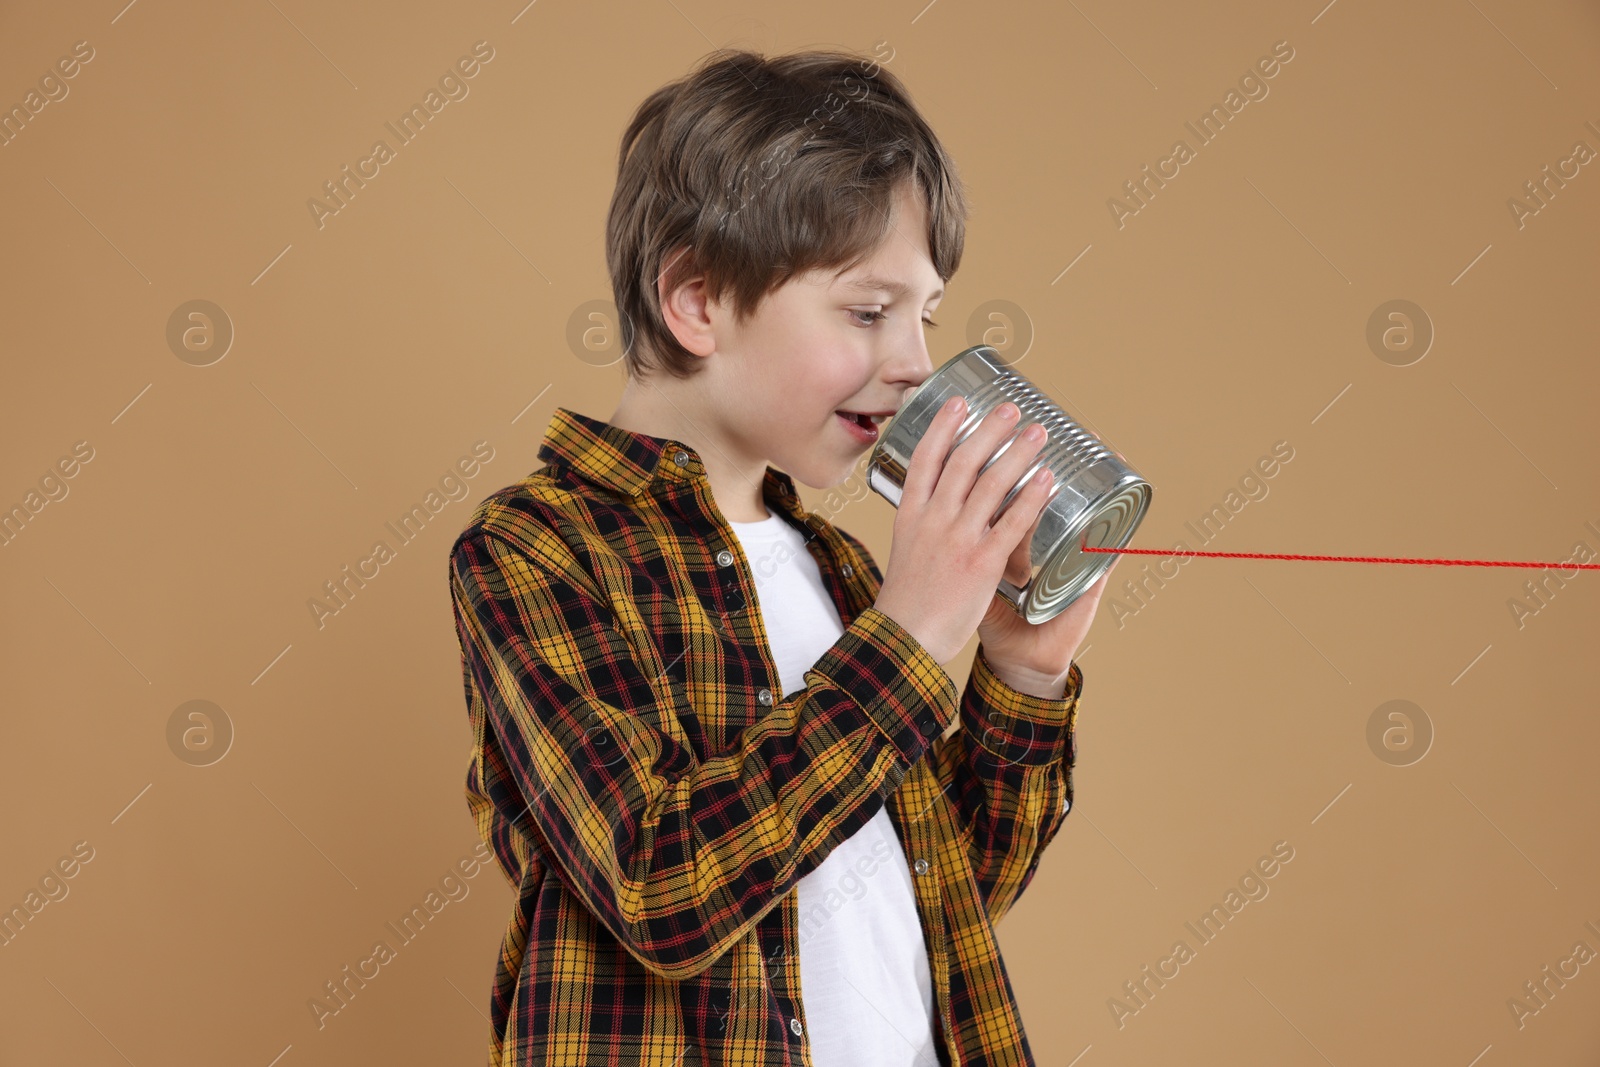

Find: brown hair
<box><xmin>605</xmin><ymin>47</ymin><xmax>969</xmax><ymax>381</ymax></box>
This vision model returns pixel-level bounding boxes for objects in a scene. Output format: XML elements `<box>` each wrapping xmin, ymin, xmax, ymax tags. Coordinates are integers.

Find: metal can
<box><xmin>866</xmin><ymin>344</ymin><xmax>1153</xmax><ymax>624</ymax></box>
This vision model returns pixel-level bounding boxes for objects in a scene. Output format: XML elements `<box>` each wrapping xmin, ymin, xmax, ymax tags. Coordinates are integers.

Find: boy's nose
<box><xmin>893</xmin><ymin>328</ymin><xmax>937</xmax><ymax>389</ymax></box>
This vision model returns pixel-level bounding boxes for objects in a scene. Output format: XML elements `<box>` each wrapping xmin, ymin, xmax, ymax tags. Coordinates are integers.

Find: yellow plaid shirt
<box><xmin>447</xmin><ymin>406</ymin><xmax>1084</xmax><ymax>1066</ymax></box>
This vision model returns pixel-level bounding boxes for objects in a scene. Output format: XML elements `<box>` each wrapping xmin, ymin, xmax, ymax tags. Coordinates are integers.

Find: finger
<box><xmin>899</xmin><ymin>395</ymin><xmax>966</xmax><ymax>511</ymax></box>
<box><xmin>969</xmin><ymin>420</ymin><xmax>1050</xmax><ymax>535</ymax></box>
<box><xmin>986</xmin><ymin>466</ymin><xmax>1054</xmax><ymax>560</ymax></box>
<box><xmin>939</xmin><ymin>401</ymin><xmax>1027</xmax><ymax>518</ymax></box>
<box><xmin>1000</xmin><ymin>519</ymin><xmax>1036</xmax><ymax>585</ymax></box>
<box><xmin>999</xmin><ymin>482</ymin><xmax>1053</xmax><ymax>584</ymax></box>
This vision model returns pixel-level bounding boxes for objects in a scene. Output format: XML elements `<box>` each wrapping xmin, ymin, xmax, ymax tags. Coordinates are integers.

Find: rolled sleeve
<box><xmin>958</xmin><ymin>646</ymin><xmax>1082</xmax><ymax>768</ymax></box>
<box><xmin>805</xmin><ymin>605</ymin><xmax>959</xmax><ymax>770</ymax></box>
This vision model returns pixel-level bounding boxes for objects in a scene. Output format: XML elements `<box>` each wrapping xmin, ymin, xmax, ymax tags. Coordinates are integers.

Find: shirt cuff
<box><xmin>805</xmin><ymin>606</ymin><xmax>959</xmax><ymax>769</ymax></box>
<box><xmin>959</xmin><ymin>646</ymin><xmax>1082</xmax><ymax>768</ymax></box>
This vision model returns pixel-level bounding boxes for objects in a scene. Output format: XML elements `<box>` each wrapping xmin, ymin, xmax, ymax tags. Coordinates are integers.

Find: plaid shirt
<box><xmin>447</xmin><ymin>406</ymin><xmax>1084</xmax><ymax>1067</ymax></box>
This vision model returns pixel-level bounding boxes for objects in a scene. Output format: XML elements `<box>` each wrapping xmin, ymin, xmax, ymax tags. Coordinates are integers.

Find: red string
<box><xmin>1078</xmin><ymin>534</ymin><xmax>1600</xmax><ymax>570</ymax></box>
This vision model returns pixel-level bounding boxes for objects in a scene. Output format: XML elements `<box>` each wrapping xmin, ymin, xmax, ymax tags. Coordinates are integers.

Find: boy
<box><xmin>448</xmin><ymin>47</ymin><xmax>1114</xmax><ymax>1067</ymax></box>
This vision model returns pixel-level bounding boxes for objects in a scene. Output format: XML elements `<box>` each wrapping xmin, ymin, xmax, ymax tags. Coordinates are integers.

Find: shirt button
<box><xmin>913</xmin><ymin>858</ymin><xmax>930</xmax><ymax>875</ymax></box>
<box><xmin>673</xmin><ymin>449</ymin><xmax>690</xmax><ymax>466</ymax></box>
<box><xmin>716</xmin><ymin>549</ymin><xmax>735</xmax><ymax>567</ymax></box>
<box><xmin>757</xmin><ymin>688</ymin><xmax>773</xmax><ymax>706</ymax></box>
<box><xmin>841</xmin><ymin>564</ymin><xmax>854</xmax><ymax>578</ymax></box>
<box><xmin>919</xmin><ymin>717</ymin><xmax>940</xmax><ymax>737</ymax></box>
<box><xmin>790</xmin><ymin>1017</ymin><xmax>804</xmax><ymax>1037</ymax></box>
<box><xmin>1062</xmin><ymin>797</ymin><xmax>1071</xmax><ymax>814</ymax></box>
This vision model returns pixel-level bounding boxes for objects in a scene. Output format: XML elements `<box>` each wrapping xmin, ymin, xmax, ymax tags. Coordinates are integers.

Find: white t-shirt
<box><xmin>727</xmin><ymin>508</ymin><xmax>939</xmax><ymax>1067</ymax></box>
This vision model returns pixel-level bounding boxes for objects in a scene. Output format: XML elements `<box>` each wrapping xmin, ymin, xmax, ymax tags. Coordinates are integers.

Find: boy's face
<box><xmin>694</xmin><ymin>181</ymin><xmax>947</xmax><ymax>491</ymax></box>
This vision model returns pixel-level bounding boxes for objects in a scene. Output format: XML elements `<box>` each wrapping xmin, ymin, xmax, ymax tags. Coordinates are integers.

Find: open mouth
<box><xmin>835</xmin><ymin>410</ymin><xmax>889</xmax><ymax>444</ymax></box>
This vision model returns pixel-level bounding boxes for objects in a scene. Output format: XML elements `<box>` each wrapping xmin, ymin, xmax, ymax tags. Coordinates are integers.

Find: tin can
<box><xmin>866</xmin><ymin>345</ymin><xmax>1153</xmax><ymax>624</ymax></box>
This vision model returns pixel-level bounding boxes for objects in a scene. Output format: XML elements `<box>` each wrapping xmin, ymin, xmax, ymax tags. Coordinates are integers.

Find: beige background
<box><xmin>3</xmin><ymin>0</ymin><xmax>1598</xmax><ymax>1063</ymax></box>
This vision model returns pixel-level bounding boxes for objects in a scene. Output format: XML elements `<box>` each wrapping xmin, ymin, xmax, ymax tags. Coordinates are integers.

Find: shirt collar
<box><xmin>536</xmin><ymin>406</ymin><xmax>807</xmax><ymax>519</ymax></box>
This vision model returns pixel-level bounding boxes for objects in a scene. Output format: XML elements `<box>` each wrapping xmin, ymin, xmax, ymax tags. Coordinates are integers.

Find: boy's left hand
<box><xmin>975</xmin><ymin>520</ymin><xmax>1120</xmax><ymax>699</ymax></box>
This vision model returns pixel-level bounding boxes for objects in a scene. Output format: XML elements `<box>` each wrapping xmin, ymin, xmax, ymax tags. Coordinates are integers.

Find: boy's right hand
<box><xmin>873</xmin><ymin>396</ymin><xmax>1055</xmax><ymax>668</ymax></box>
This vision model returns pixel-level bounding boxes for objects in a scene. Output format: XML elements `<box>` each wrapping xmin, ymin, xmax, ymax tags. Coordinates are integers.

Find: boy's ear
<box><xmin>657</xmin><ymin>246</ymin><xmax>717</xmax><ymax>359</ymax></box>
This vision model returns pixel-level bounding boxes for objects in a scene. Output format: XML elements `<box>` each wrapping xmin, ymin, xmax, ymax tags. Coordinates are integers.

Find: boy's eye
<box><xmin>848</xmin><ymin>309</ymin><xmax>941</xmax><ymax>328</ymax></box>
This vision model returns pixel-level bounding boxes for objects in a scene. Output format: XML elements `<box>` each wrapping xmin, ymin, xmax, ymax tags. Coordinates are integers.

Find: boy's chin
<box><xmin>787</xmin><ymin>456</ymin><xmax>873</xmax><ymax>494</ymax></box>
